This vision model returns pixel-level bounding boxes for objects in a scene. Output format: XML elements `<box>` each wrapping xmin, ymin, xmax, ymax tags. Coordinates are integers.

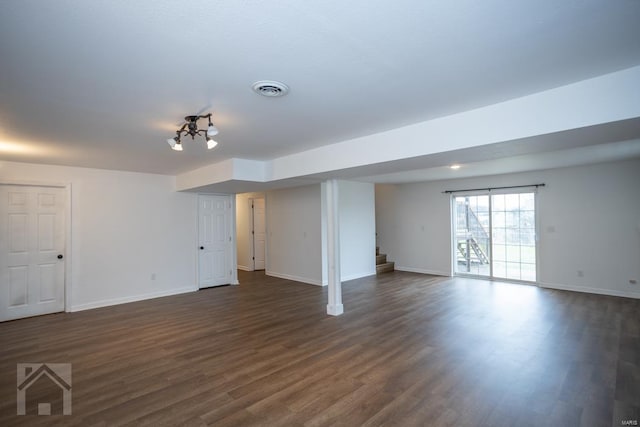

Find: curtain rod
<box><xmin>442</xmin><ymin>183</ymin><xmax>545</xmax><ymax>194</ymax></box>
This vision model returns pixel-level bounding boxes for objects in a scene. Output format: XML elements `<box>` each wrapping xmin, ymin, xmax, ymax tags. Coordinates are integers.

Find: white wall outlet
<box><xmin>151</xmin><ymin>273</ymin><xmax>156</xmax><ymax>280</ymax></box>
<box><xmin>577</xmin><ymin>270</ymin><xmax>584</xmax><ymax>278</ymax></box>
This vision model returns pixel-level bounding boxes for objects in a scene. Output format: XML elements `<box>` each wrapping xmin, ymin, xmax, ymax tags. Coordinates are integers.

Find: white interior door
<box><xmin>252</xmin><ymin>198</ymin><xmax>266</xmax><ymax>270</ymax></box>
<box><xmin>198</xmin><ymin>195</ymin><xmax>232</xmax><ymax>288</ymax></box>
<box><xmin>0</xmin><ymin>185</ymin><xmax>66</xmax><ymax>321</ymax></box>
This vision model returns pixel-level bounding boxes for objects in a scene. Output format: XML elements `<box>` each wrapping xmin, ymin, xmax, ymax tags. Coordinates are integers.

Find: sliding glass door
<box><xmin>490</xmin><ymin>193</ymin><xmax>536</xmax><ymax>281</ymax></box>
<box><xmin>454</xmin><ymin>195</ymin><xmax>491</xmax><ymax>276</ymax></box>
<box><xmin>453</xmin><ymin>192</ymin><xmax>537</xmax><ymax>282</ymax></box>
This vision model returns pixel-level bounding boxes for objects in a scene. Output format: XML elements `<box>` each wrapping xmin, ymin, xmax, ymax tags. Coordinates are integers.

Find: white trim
<box><xmin>249</xmin><ymin>198</ymin><xmax>255</xmax><ymax>271</ymax></box>
<box><xmin>193</xmin><ymin>195</ymin><xmax>200</xmax><ymax>288</ymax></box>
<box><xmin>70</xmin><ymin>286</ymin><xmax>196</xmax><ymax>312</ymax></box>
<box><xmin>327</xmin><ymin>304</ymin><xmax>344</xmax><ymax>316</ymax></box>
<box><xmin>237</xmin><ymin>265</ymin><xmax>252</xmax><ymax>272</ymax></box>
<box><xmin>342</xmin><ymin>271</ymin><xmax>377</xmax><ymax>282</ymax></box>
<box><xmin>396</xmin><ymin>266</ymin><xmax>451</xmax><ymax>277</ymax></box>
<box><xmin>247</xmin><ymin>196</ymin><xmax>266</xmax><ymax>272</ymax></box>
<box><xmin>264</xmin><ymin>194</ymin><xmax>269</xmax><ymax>273</ymax></box>
<box><xmin>265</xmin><ymin>270</ymin><xmax>324</xmax><ymax>286</ymax></box>
<box><xmin>230</xmin><ymin>195</ymin><xmax>238</xmax><ymax>285</ymax></box>
<box><xmin>64</xmin><ymin>183</ymin><xmax>72</xmax><ymax>312</ymax></box>
<box><xmin>539</xmin><ymin>282</ymin><xmax>640</xmax><ymax>299</ymax></box>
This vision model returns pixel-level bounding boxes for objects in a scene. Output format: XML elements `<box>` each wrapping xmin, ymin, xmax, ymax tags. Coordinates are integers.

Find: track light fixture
<box><xmin>166</xmin><ymin>113</ymin><xmax>219</xmax><ymax>151</ymax></box>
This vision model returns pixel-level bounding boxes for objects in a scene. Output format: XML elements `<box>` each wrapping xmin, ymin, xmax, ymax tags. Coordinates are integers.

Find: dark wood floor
<box><xmin>1</xmin><ymin>271</ymin><xmax>638</xmax><ymax>426</ymax></box>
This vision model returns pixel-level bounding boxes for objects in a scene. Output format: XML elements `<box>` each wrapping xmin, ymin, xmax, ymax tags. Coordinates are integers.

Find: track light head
<box><xmin>206</xmin><ymin>137</ymin><xmax>218</xmax><ymax>150</ymax></box>
<box><xmin>166</xmin><ymin>113</ymin><xmax>219</xmax><ymax>151</ymax></box>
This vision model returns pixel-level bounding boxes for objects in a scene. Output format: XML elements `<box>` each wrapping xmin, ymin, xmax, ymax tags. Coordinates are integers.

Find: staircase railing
<box><xmin>456</xmin><ymin>200</ymin><xmax>490</xmax><ymax>266</ymax></box>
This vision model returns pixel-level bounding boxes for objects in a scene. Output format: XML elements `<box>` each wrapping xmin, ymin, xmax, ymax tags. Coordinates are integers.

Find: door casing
<box><xmin>250</xmin><ymin>197</ymin><xmax>266</xmax><ymax>271</ymax></box>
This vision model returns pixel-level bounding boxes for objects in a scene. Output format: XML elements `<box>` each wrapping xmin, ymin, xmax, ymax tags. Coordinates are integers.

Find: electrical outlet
<box><xmin>577</xmin><ymin>270</ymin><xmax>584</xmax><ymax>278</ymax></box>
<box><xmin>151</xmin><ymin>273</ymin><xmax>156</xmax><ymax>280</ymax></box>
<box><xmin>630</xmin><ymin>279</ymin><xmax>637</xmax><ymax>285</ymax></box>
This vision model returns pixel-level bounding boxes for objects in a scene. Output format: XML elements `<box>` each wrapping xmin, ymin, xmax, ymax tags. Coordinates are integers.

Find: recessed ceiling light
<box><xmin>252</xmin><ymin>80</ymin><xmax>289</xmax><ymax>97</ymax></box>
<box><xmin>450</xmin><ymin>164</ymin><xmax>461</xmax><ymax>170</ymax></box>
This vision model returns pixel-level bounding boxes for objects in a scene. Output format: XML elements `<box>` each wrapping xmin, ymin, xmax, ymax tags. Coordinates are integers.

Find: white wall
<box><xmin>375</xmin><ymin>183</ymin><xmax>451</xmax><ymax>276</ymax></box>
<box><xmin>337</xmin><ymin>181</ymin><xmax>376</xmax><ymax>281</ymax></box>
<box><xmin>375</xmin><ymin>159</ymin><xmax>640</xmax><ymax>298</ymax></box>
<box><xmin>0</xmin><ymin>161</ymin><xmax>198</xmax><ymax>310</ymax></box>
<box><xmin>265</xmin><ymin>185</ymin><xmax>323</xmax><ymax>285</ymax></box>
<box><xmin>235</xmin><ymin>192</ymin><xmax>265</xmax><ymax>271</ymax></box>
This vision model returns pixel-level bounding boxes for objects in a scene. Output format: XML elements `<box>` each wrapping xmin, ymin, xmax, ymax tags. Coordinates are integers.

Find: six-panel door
<box><xmin>0</xmin><ymin>185</ymin><xmax>66</xmax><ymax>321</ymax></box>
<box><xmin>198</xmin><ymin>195</ymin><xmax>232</xmax><ymax>288</ymax></box>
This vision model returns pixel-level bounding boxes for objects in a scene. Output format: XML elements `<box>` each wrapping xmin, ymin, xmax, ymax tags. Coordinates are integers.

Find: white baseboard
<box><xmin>395</xmin><ymin>266</ymin><xmax>451</xmax><ymax>277</ymax></box>
<box><xmin>539</xmin><ymin>282</ymin><xmax>640</xmax><ymax>299</ymax></box>
<box><xmin>71</xmin><ymin>286</ymin><xmax>197</xmax><ymax>312</ymax></box>
<box><xmin>342</xmin><ymin>271</ymin><xmax>377</xmax><ymax>282</ymax></box>
<box><xmin>237</xmin><ymin>265</ymin><xmax>252</xmax><ymax>272</ymax></box>
<box><xmin>265</xmin><ymin>271</ymin><xmax>323</xmax><ymax>286</ymax></box>
<box><xmin>327</xmin><ymin>304</ymin><xmax>344</xmax><ymax>316</ymax></box>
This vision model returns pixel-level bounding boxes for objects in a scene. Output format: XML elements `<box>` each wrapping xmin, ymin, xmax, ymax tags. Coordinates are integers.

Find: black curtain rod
<box><xmin>442</xmin><ymin>183</ymin><xmax>545</xmax><ymax>194</ymax></box>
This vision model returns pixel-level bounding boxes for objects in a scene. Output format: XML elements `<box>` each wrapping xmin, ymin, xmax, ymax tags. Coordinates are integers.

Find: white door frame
<box><xmin>450</xmin><ymin>190</ymin><xmax>540</xmax><ymax>286</ymax></box>
<box><xmin>196</xmin><ymin>193</ymin><xmax>238</xmax><ymax>287</ymax></box>
<box><xmin>248</xmin><ymin>197</ymin><xmax>266</xmax><ymax>271</ymax></box>
<box><xmin>247</xmin><ymin>198</ymin><xmax>255</xmax><ymax>271</ymax></box>
<box><xmin>0</xmin><ymin>180</ymin><xmax>72</xmax><ymax>313</ymax></box>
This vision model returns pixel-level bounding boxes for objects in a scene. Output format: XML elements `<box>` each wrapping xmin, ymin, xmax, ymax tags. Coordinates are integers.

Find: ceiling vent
<box><xmin>252</xmin><ymin>80</ymin><xmax>289</xmax><ymax>97</ymax></box>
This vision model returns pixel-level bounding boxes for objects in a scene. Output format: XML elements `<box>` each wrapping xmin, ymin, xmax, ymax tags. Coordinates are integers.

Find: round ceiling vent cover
<box><xmin>252</xmin><ymin>80</ymin><xmax>289</xmax><ymax>97</ymax></box>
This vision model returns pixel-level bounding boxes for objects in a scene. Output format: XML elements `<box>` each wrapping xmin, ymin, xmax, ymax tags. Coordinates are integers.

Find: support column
<box><xmin>325</xmin><ymin>179</ymin><xmax>343</xmax><ymax>316</ymax></box>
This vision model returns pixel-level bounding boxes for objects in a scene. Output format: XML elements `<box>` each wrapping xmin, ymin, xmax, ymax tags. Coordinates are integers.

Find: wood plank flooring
<box><xmin>1</xmin><ymin>271</ymin><xmax>639</xmax><ymax>426</ymax></box>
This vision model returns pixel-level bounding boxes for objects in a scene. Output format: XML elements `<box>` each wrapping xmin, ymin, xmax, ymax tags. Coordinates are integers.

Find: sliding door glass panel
<box><xmin>454</xmin><ymin>195</ymin><xmax>491</xmax><ymax>277</ymax></box>
<box><xmin>491</xmin><ymin>193</ymin><xmax>536</xmax><ymax>281</ymax></box>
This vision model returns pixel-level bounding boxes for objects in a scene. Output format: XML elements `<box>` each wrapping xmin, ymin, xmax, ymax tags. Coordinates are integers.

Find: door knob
<box><xmin>200</xmin><ymin>246</ymin><xmax>204</xmax><ymax>250</ymax></box>
<box><xmin>57</xmin><ymin>254</ymin><xmax>64</xmax><ymax>259</ymax></box>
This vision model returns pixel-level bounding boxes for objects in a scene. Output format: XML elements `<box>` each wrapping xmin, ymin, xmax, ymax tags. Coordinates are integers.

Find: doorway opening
<box><xmin>453</xmin><ymin>192</ymin><xmax>537</xmax><ymax>282</ymax></box>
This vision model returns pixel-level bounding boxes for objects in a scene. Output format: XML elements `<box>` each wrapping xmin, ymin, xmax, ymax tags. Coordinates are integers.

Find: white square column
<box><xmin>325</xmin><ymin>179</ymin><xmax>344</xmax><ymax>316</ymax></box>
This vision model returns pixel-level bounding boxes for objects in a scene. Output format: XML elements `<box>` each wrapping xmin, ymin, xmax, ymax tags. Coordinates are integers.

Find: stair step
<box><xmin>376</xmin><ymin>261</ymin><xmax>395</xmax><ymax>274</ymax></box>
<box><xmin>376</xmin><ymin>254</ymin><xmax>387</xmax><ymax>265</ymax></box>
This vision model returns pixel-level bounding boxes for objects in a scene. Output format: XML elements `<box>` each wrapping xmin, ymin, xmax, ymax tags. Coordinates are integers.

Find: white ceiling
<box><xmin>1</xmin><ymin>0</ymin><xmax>640</xmax><ymax>178</ymax></box>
